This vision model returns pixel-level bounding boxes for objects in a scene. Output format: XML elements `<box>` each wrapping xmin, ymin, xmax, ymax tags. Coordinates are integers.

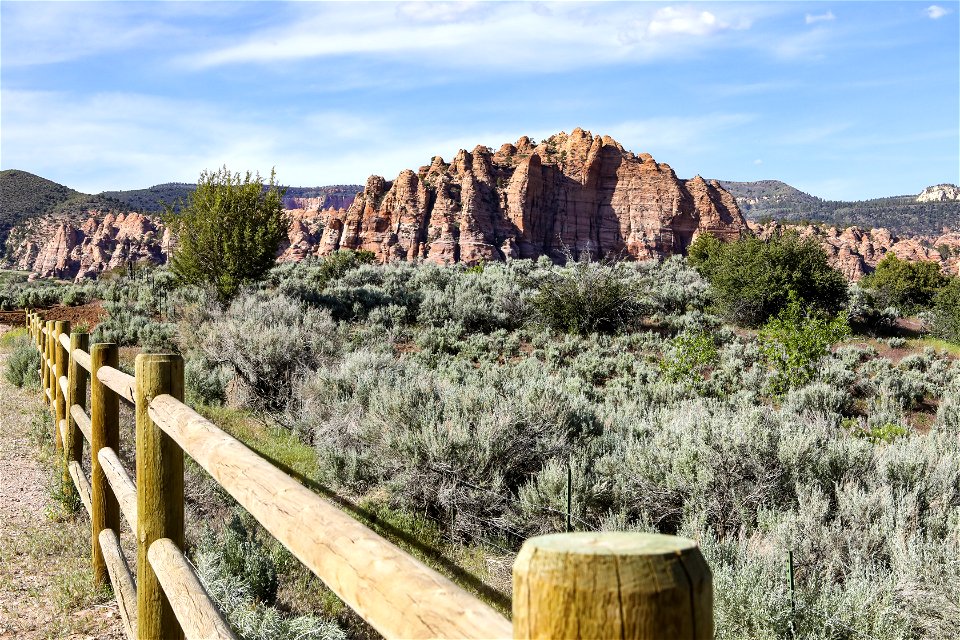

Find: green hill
<box><xmin>0</xmin><ymin>170</ymin><xmax>79</xmax><ymax>246</ymax></box>
<box><xmin>719</xmin><ymin>180</ymin><xmax>959</xmax><ymax>235</ymax></box>
<box><xmin>101</xmin><ymin>183</ymin><xmax>196</xmax><ymax>213</ymax></box>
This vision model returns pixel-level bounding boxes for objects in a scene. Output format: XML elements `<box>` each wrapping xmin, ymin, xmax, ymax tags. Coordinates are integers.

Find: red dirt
<box><xmin>24</xmin><ymin>303</ymin><xmax>107</xmax><ymax>330</ymax></box>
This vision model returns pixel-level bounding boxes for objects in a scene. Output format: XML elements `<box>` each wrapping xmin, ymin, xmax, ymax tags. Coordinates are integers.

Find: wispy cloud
<box><xmin>185</xmin><ymin>3</ymin><xmax>761</xmax><ymax>72</ymax></box>
<box><xmin>1</xmin><ymin>89</ymin><xmax>398</xmax><ymax>191</ymax></box>
<box><xmin>925</xmin><ymin>5</ymin><xmax>952</xmax><ymax>19</ymax></box>
<box><xmin>805</xmin><ymin>11</ymin><xmax>836</xmax><ymax>25</ymax></box>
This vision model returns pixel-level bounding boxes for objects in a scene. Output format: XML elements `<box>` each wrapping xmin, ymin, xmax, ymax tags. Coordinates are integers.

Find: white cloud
<box><xmin>925</xmin><ymin>5</ymin><xmax>951</xmax><ymax>19</ymax></box>
<box><xmin>647</xmin><ymin>7</ymin><xmax>731</xmax><ymax>37</ymax></box>
<box><xmin>0</xmin><ymin>89</ymin><xmax>401</xmax><ymax>191</ymax></box>
<box><xmin>754</xmin><ymin>159</ymin><xmax>764</xmax><ymax>165</ymax></box>
<box><xmin>186</xmin><ymin>3</ymin><xmax>759</xmax><ymax>72</ymax></box>
<box><xmin>805</xmin><ymin>11</ymin><xmax>836</xmax><ymax>25</ymax></box>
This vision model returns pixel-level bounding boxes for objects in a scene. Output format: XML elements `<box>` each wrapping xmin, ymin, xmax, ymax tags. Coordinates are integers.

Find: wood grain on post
<box><xmin>68</xmin><ymin>460</ymin><xmax>93</xmax><ymax>516</ymax></box>
<box><xmin>71</xmin><ymin>404</ymin><xmax>93</xmax><ymax>445</ymax></box>
<box><xmin>98</xmin><ymin>446</ymin><xmax>138</xmax><ymax>529</ymax></box>
<box><xmin>55</xmin><ymin>321</ymin><xmax>71</xmax><ymax>495</ymax></box>
<box><xmin>147</xmin><ymin>394</ymin><xmax>513</xmax><ymax>640</ymax></box>
<box><xmin>512</xmin><ymin>532</ymin><xmax>713</xmax><ymax>640</ymax></box>
<box><xmin>99</xmin><ymin>528</ymin><xmax>139</xmax><ymax>640</ymax></box>
<box><xmin>54</xmin><ymin>322</ymin><xmax>70</xmax><ymax>459</ymax></box>
<box><xmin>44</xmin><ymin>321</ymin><xmax>54</xmax><ymax>418</ymax></box>
<box><xmin>66</xmin><ymin>333</ymin><xmax>89</xmax><ymax>468</ymax></box>
<box><xmin>135</xmin><ymin>354</ymin><xmax>185</xmax><ymax>640</ymax></box>
<box><xmin>40</xmin><ymin>320</ymin><xmax>47</xmax><ymax>389</ymax></box>
<box><xmin>91</xmin><ymin>343</ymin><xmax>121</xmax><ymax>588</ymax></box>
<box><xmin>148</xmin><ymin>538</ymin><xmax>236</xmax><ymax>640</ymax></box>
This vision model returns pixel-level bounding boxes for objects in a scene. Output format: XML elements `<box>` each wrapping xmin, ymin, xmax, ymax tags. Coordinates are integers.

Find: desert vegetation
<box><xmin>8</xmin><ymin>229</ymin><xmax>960</xmax><ymax>639</ymax></box>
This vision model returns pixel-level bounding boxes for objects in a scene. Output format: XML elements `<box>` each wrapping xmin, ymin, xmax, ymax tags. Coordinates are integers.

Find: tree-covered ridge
<box><xmin>720</xmin><ymin>180</ymin><xmax>960</xmax><ymax>235</ymax></box>
<box><xmin>102</xmin><ymin>183</ymin><xmax>364</xmax><ymax>213</ymax></box>
<box><xmin>101</xmin><ymin>182</ymin><xmax>196</xmax><ymax>213</ymax></box>
<box><xmin>0</xmin><ymin>170</ymin><xmax>79</xmax><ymax>246</ymax></box>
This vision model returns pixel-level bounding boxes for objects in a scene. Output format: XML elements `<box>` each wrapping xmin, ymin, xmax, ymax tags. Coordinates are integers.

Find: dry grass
<box><xmin>0</xmin><ymin>327</ymin><xmax>123</xmax><ymax>639</ymax></box>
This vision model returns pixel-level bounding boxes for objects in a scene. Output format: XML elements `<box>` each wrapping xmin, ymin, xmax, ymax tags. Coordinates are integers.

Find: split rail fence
<box><xmin>25</xmin><ymin>310</ymin><xmax>713</xmax><ymax>640</ymax></box>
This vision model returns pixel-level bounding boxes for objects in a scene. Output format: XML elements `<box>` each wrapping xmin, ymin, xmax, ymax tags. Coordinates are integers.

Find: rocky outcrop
<box><xmin>9</xmin><ymin>212</ymin><xmax>168</xmax><ymax>280</ymax></box>
<box><xmin>751</xmin><ymin>221</ymin><xmax>960</xmax><ymax>279</ymax></box>
<box><xmin>303</xmin><ymin>129</ymin><xmax>748</xmax><ymax>265</ymax></box>
<box><xmin>918</xmin><ymin>184</ymin><xmax>960</xmax><ymax>203</ymax></box>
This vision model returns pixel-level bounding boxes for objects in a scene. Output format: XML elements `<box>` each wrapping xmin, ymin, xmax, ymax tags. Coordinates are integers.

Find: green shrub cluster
<box><xmin>859</xmin><ymin>253</ymin><xmax>949</xmax><ymax>314</ymax></box>
<box><xmin>4</xmin><ymin>330</ymin><xmax>40</xmax><ymax>388</ymax></box>
<box><xmin>688</xmin><ymin>230</ymin><xmax>848</xmax><ymax>326</ymax></box>
<box><xmin>193</xmin><ymin>511</ymin><xmax>345</xmax><ymax>640</ymax></box>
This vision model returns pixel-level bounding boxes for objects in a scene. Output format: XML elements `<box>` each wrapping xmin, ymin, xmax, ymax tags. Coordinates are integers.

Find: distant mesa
<box><xmin>917</xmin><ymin>183</ymin><xmax>960</xmax><ymax>203</ymax></box>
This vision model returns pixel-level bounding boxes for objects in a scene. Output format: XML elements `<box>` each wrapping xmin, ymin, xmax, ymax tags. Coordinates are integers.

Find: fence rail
<box><xmin>24</xmin><ymin>308</ymin><xmax>714</xmax><ymax>640</ymax></box>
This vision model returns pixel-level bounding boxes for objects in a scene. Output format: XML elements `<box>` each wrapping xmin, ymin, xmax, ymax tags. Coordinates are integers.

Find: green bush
<box><xmin>931</xmin><ymin>277</ymin><xmax>960</xmax><ymax>343</ymax></box>
<box><xmin>4</xmin><ymin>333</ymin><xmax>40</xmax><ymax>388</ymax></box>
<box><xmin>532</xmin><ymin>257</ymin><xmax>644</xmax><ymax>334</ymax></box>
<box><xmin>688</xmin><ymin>231</ymin><xmax>848</xmax><ymax>327</ymax></box>
<box><xmin>660</xmin><ymin>331</ymin><xmax>718</xmax><ymax>385</ymax></box>
<box><xmin>185</xmin><ymin>354</ymin><xmax>230</xmax><ymax>406</ymax></box>
<box><xmin>758</xmin><ymin>295</ymin><xmax>850</xmax><ymax>394</ymax></box>
<box><xmin>200</xmin><ymin>292</ymin><xmax>339</xmax><ymax>413</ymax></box>
<box><xmin>860</xmin><ymin>253</ymin><xmax>949</xmax><ymax>314</ymax></box>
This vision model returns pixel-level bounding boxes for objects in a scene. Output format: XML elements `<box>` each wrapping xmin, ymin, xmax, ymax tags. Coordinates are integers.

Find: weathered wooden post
<box><xmin>91</xmin><ymin>343</ymin><xmax>120</xmax><ymax>587</ymax></box>
<box><xmin>66</xmin><ymin>332</ymin><xmax>89</xmax><ymax>480</ymax></box>
<box><xmin>43</xmin><ymin>320</ymin><xmax>52</xmax><ymax>409</ymax></box>
<box><xmin>54</xmin><ymin>321</ymin><xmax>70</xmax><ymax>456</ymax></box>
<box><xmin>512</xmin><ymin>532</ymin><xmax>713</xmax><ymax>640</ymax></box>
<box><xmin>135</xmin><ymin>353</ymin><xmax>185</xmax><ymax>640</ymax></box>
<box><xmin>54</xmin><ymin>321</ymin><xmax>71</xmax><ymax>493</ymax></box>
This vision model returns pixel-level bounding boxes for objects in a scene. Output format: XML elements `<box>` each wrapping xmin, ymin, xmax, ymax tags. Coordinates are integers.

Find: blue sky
<box><xmin>1</xmin><ymin>1</ymin><xmax>957</xmax><ymax>200</ymax></box>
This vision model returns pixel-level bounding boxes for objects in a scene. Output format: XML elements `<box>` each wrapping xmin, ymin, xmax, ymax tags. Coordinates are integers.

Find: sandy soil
<box><xmin>0</xmin><ymin>326</ymin><xmax>123</xmax><ymax>639</ymax></box>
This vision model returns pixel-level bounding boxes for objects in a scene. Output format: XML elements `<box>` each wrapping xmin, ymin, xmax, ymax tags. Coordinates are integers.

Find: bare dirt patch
<box><xmin>0</xmin><ymin>326</ymin><xmax>122</xmax><ymax>639</ymax></box>
<box><xmin>33</xmin><ymin>303</ymin><xmax>108</xmax><ymax>330</ymax></box>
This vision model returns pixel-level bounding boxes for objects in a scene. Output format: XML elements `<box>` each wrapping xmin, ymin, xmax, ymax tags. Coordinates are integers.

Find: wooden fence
<box><xmin>25</xmin><ymin>309</ymin><xmax>713</xmax><ymax>640</ymax></box>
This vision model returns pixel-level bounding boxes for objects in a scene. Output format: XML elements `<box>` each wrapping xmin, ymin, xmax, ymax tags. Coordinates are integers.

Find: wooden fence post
<box><xmin>91</xmin><ymin>343</ymin><xmax>120</xmax><ymax>588</ymax></box>
<box><xmin>135</xmin><ymin>353</ymin><xmax>185</xmax><ymax>640</ymax></box>
<box><xmin>55</xmin><ymin>321</ymin><xmax>71</xmax><ymax>493</ymax></box>
<box><xmin>67</xmin><ymin>332</ymin><xmax>89</xmax><ymax>480</ymax></box>
<box><xmin>43</xmin><ymin>320</ymin><xmax>52</xmax><ymax>411</ymax></box>
<box><xmin>54</xmin><ymin>321</ymin><xmax>70</xmax><ymax>455</ymax></box>
<box><xmin>512</xmin><ymin>532</ymin><xmax>713</xmax><ymax>640</ymax></box>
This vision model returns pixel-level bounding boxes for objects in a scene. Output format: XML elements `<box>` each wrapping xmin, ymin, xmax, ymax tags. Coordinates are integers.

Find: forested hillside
<box><xmin>0</xmin><ymin>170</ymin><xmax>79</xmax><ymax>246</ymax></box>
<box><xmin>721</xmin><ymin>179</ymin><xmax>960</xmax><ymax>235</ymax></box>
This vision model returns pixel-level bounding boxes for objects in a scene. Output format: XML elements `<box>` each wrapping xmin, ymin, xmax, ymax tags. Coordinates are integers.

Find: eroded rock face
<box><xmin>9</xmin><ymin>212</ymin><xmax>168</xmax><ymax>281</ymax></box>
<box><xmin>918</xmin><ymin>184</ymin><xmax>960</xmax><ymax>203</ymax></box>
<box><xmin>302</xmin><ymin>129</ymin><xmax>748</xmax><ymax>265</ymax></box>
<box><xmin>751</xmin><ymin>222</ymin><xmax>960</xmax><ymax>279</ymax></box>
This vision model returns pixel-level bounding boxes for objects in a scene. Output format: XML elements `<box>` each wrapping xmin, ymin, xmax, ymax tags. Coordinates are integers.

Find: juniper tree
<box><xmin>164</xmin><ymin>167</ymin><xmax>288</xmax><ymax>303</ymax></box>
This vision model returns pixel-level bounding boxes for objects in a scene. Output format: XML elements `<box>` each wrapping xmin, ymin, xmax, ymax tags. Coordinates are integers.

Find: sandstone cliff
<box><xmin>294</xmin><ymin>129</ymin><xmax>747</xmax><ymax>265</ymax></box>
<box><xmin>7</xmin><ymin>211</ymin><xmax>170</xmax><ymax>280</ymax></box>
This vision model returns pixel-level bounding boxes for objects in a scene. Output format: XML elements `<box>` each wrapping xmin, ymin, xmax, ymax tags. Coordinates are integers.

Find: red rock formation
<box><xmin>309</xmin><ymin>129</ymin><xmax>748</xmax><ymax>265</ymax></box>
<box><xmin>8</xmin><ymin>211</ymin><xmax>168</xmax><ymax>281</ymax></box>
<box><xmin>751</xmin><ymin>222</ymin><xmax>960</xmax><ymax>279</ymax></box>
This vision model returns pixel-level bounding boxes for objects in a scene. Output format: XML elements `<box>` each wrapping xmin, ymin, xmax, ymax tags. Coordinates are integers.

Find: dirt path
<box><xmin>0</xmin><ymin>326</ymin><xmax>123</xmax><ymax>639</ymax></box>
